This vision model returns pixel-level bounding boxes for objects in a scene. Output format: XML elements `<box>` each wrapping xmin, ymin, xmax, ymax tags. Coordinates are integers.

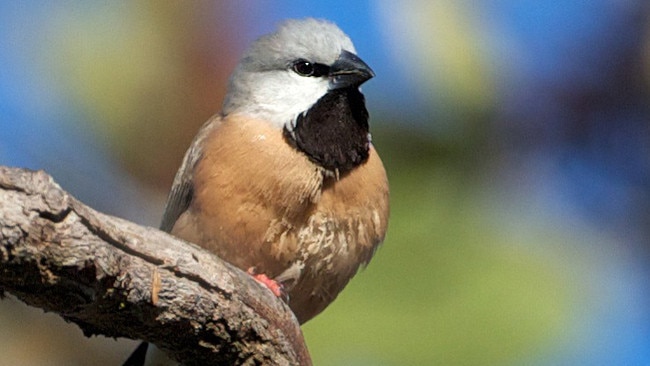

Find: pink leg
<box><xmin>247</xmin><ymin>268</ymin><xmax>283</xmax><ymax>297</ymax></box>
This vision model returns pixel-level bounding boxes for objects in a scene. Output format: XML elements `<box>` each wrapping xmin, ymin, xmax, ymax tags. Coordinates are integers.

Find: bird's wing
<box><xmin>160</xmin><ymin>114</ymin><xmax>222</xmax><ymax>232</ymax></box>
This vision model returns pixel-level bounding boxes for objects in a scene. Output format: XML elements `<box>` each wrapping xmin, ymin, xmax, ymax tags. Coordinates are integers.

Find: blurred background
<box><xmin>1</xmin><ymin>1</ymin><xmax>649</xmax><ymax>365</ymax></box>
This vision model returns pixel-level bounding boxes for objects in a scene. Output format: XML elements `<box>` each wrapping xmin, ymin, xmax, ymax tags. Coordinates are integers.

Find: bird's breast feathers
<box><xmin>170</xmin><ymin>114</ymin><xmax>389</xmax><ymax>322</ymax></box>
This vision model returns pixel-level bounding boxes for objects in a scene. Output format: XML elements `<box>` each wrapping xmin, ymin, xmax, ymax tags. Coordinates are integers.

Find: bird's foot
<box><xmin>247</xmin><ymin>267</ymin><xmax>285</xmax><ymax>298</ymax></box>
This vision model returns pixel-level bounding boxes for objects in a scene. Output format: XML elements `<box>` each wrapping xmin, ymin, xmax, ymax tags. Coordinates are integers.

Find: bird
<box><xmin>124</xmin><ymin>17</ymin><xmax>389</xmax><ymax>365</ymax></box>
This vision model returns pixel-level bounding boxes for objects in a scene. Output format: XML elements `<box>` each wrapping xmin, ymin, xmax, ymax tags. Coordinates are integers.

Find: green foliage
<box><xmin>302</xmin><ymin>130</ymin><xmax>574</xmax><ymax>365</ymax></box>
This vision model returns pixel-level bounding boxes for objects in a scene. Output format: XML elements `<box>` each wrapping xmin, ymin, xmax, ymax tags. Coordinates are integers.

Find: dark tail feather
<box><xmin>123</xmin><ymin>342</ymin><xmax>149</xmax><ymax>366</ymax></box>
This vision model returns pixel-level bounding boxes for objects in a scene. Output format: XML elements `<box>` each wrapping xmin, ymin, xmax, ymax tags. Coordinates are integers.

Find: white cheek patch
<box><xmin>247</xmin><ymin>72</ymin><xmax>330</xmax><ymax>130</ymax></box>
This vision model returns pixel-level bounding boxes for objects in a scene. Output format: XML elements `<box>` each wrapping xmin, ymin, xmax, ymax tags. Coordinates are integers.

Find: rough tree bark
<box><xmin>0</xmin><ymin>166</ymin><xmax>311</xmax><ymax>366</ymax></box>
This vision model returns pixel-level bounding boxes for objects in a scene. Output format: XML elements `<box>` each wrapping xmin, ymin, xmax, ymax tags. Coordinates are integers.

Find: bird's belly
<box><xmin>268</xmin><ymin>209</ymin><xmax>372</xmax><ymax>282</ymax></box>
<box><xmin>173</xmin><ymin>192</ymin><xmax>380</xmax><ymax>323</ymax></box>
<box><xmin>265</xmin><ymin>207</ymin><xmax>380</xmax><ymax>323</ymax></box>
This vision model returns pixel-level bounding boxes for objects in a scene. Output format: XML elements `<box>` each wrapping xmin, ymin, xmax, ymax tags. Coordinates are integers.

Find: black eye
<box><xmin>292</xmin><ymin>60</ymin><xmax>314</xmax><ymax>76</ymax></box>
<box><xmin>291</xmin><ymin>60</ymin><xmax>330</xmax><ymax>77</ymax></box>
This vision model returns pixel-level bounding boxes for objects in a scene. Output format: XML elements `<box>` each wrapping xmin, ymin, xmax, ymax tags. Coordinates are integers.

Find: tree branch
<box><xmin>0</xmin><ymin>166</ymin><xmax>311</xmax><ymax>366</ymax></box>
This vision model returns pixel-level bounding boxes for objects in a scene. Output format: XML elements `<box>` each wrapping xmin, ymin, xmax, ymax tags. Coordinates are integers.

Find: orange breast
<box><xmin>171</xmin><ymin>114</ymin><xmax>389</xmax><ymax>323</ymax></box>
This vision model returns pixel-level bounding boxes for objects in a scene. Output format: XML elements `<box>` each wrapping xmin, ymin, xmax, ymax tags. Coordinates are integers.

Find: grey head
<box><xmin>222</xmin><ymin>18</ymin><xmax>374</xmax><ymax>131</ymax></box>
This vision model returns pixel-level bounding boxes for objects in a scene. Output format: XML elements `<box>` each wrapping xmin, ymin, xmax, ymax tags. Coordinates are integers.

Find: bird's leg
<box><xmin>246</xmin><ymin>267</ymin><xmax>286</xmax><ymax>299</ymax></box>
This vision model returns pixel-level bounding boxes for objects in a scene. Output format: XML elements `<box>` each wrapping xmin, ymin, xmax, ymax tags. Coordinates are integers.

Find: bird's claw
<box><xmin>247</xmin><ymin>267</ymin><xmax>288</xmax><ymax>301</ymax></box>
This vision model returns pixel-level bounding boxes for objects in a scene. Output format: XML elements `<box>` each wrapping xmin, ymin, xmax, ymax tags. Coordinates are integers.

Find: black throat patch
<box><xmin>284</xmin><ymin>88</ymin><xmax>370</xmax><ymax>173</ymax></box>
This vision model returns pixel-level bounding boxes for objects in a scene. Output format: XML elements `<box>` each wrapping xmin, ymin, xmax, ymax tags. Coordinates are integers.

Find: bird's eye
<box><xmin>292</xmin><ymin>60</ymin><xmax>315</xmax><ymax>76</ymax></box>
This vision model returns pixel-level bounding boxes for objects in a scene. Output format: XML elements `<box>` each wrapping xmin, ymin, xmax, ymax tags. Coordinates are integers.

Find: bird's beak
<box><xmin>329</xmin><ymin>50</ymin><xmax>375</xmax><ymax>90</ymax></box>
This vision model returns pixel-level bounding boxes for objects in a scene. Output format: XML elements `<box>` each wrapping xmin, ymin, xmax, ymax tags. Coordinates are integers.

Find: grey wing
<box><xmin>159</xmin><ymin>175</ymin><xmax>194</xmax><ymax>232</ymax></box>
<box><xmin>159</xmin><ymin>115</ymin><xmax>222</xmax><ymax>232</ymax></box>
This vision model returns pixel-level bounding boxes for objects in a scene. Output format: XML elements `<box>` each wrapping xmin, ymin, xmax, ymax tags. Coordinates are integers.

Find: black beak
<box><xmin>329</xmin><ymin>50</ymin><xmax>375</xmax><ymax>90</ymax></box>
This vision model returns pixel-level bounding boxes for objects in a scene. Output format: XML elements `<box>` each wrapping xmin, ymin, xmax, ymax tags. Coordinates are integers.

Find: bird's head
<box><xmin>222</xmin><ymin>18</ymin><xmax>374</xmax><ymax>132</ymax></box>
